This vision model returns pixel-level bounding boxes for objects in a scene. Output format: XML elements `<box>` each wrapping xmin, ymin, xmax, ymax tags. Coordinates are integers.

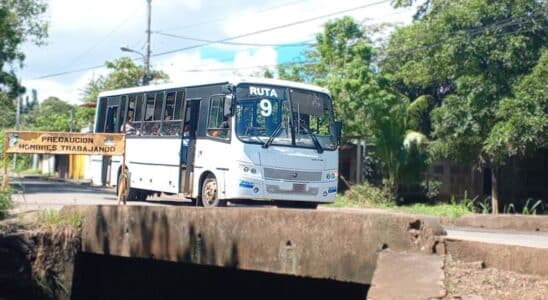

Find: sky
<box><xmin>19</xmin><ymin>0</ymin><xmax>417</xmax><ymax>104</ymax></box>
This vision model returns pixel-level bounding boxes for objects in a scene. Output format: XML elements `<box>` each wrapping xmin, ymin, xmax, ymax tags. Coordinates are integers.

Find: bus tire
<box><xmin>128</xmin><ymin>188</ymin><xmax>147</xmax><ymax>202</ymax></box>
<box><xmin>199</xmin><ymin>175</ymin><xmax>226</xmax><ymax>207</ymax></box>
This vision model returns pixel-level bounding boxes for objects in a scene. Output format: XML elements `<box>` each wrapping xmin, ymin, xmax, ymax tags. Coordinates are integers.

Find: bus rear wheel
<box><xmin>128</xmin><ymin>188</ymin><xmax>147</xmax><ymax>202</ymax></box>
<box><xmin>199</xmin><ymin>175</ymin><xmax>225</xmax><ymax>207</ymax></box>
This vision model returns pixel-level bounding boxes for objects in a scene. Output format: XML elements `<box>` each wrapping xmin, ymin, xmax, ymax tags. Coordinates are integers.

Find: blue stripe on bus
<box><xmin>239</xmin><ymin>180</ymin><xmax>254</xmax><ymax>189</ymax></box>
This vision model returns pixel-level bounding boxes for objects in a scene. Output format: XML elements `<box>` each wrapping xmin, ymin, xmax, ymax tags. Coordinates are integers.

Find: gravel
<box><xmin>444</xmin><ymin>254</ymin><xmax>548</xmax><ymax>300</ymax></box>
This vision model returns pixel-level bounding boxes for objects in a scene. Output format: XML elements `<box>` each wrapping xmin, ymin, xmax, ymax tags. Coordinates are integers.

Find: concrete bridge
<box><xmin>70</xmin><ymin>205</ymin><xmax>445</xmax><ymax>285</ymax></box>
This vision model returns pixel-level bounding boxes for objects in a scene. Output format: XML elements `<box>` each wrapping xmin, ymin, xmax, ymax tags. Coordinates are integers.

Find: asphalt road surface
<box><xmin>10</xmin><ymin>178</ymin><xmax>193</xmax><ymax>213</ymax></box>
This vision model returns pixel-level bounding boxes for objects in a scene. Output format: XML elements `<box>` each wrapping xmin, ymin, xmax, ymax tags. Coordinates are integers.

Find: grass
<box><xmin>33</xmin><ymin>209</ymin><xmax>82</xmax><ymax>230</ymax></box>
<box><xmin>331</xmin><ymin>183</ymin><xmax>475</xmax><ymax>220</ymax></box>
<box><xmin>0</xmin><ymin>188</ymin><xmax>13</xmax><ymax>219</ymax></box>
<box><xmin>328</xmin><ymin>182</ymin><xmax>396</xmax><ymax>208</ymax></box>
<box><xmin>395</xmin><ymin>201</ymin><xmax>474</xmax><ymax>220</ymax></box>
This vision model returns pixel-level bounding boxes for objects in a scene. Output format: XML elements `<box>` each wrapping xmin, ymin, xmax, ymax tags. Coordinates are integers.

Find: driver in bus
<box><xmin>211</xmin><ymin>117</ymin><xmax>230</xmax><ymax>138</ymax></box>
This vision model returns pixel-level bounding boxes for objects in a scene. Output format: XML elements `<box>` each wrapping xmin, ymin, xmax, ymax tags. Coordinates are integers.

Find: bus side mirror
<box><xmin>335</xmin><ymin>121</ymin><xmax>342</xmax><ymax>145</ymax></box>
<box><xmin>224</xmin><ymin>95</ymin><xmax>233</xmax><ymax>117</ymax></box>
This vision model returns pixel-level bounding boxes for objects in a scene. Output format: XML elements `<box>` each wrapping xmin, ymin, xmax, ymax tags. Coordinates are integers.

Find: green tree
<box><xmin>81</xmin><ymin>57</ymin><xmax>169</xmax><ymax>104</ymax></box>
<box><xmin>79</xmin><ymin>57</ymin><xmax>169</xmax><ymax>127</ymax></box>
<box><xmin>0</xmin><ymin>0</ymin><xmax>47</xmax><ymax>97</ymax></box>
<box><xmin>0</xmin><ymin>93</ymin><xmax>15</xmax><ymax>128</ymax></box>
<box><xmin>485</xmin><ymin>49</ymin><xmax>548</xmax><ymax>162</ymax></box>
<box><xmin>0</xmin><ymin>0</ymin><xmax>47</xmax><ymax>129</ymax></box>
<box><xmin>279</xmin><ymin>17</ymin><xmax>429</xmax><ymax>194</ymax></box>
<box><xmin>384</xmin><ymin>0</ymin><xmax>547</xmax><ymax>212</ymax></box>
<box><xmin>278</xmin><ymin>16</ymin><xmax>378</xmax><ymax>137</ymax></box>
<box><xmin>25</xmin><ymin>97</ymin><xmax>75</xmax><ymax>131</ymax></box>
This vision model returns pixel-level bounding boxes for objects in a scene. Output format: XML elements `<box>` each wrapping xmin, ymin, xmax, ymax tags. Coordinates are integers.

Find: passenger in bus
<box><xmin>181</xmin><ymin>123</ymin><xmax>190</xmax><ymax>165</ymax></box>
<box><xmin>121</xmin><ymin>116</ymin><xmax>136</xmax><ymax>135</ymax></box>
<box><xmin>151</xmin><ymin>124</ymin><xmax>159</xmax><ymax>135</ymax></box>
<box><xmin>161</xmin><ymin>115</ymin><xmax>173</xmax><ymax>135</ymax></box>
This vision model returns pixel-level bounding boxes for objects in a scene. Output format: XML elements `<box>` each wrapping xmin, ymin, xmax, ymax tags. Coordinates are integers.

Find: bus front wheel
<box><xmin>199</xmin><ymin>175</ymin><xmax>226</xmax><ymax>207</ymax></box>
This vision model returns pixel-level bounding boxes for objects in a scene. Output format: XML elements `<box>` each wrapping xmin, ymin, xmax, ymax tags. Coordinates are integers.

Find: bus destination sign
<box><xmin>5</xmin><ymin>131</ymin><xmax>125</xmax><ymax>155</ymax></box>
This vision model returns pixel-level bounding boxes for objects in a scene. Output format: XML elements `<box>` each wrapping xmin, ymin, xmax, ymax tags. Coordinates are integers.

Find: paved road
<box><xmin>445</xmin><ymin>227</ymin><xmax>548</xmax><ymax>249</ymax></box>
<box><xmin>10</xmin><ymin>178</ymin><xmax>193</xmax><ymax>213</ymax></box>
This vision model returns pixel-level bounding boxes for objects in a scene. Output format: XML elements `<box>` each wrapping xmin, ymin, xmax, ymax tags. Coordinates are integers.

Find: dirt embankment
<box><xmin>0</xmin><ymin>227</ymin><xmax>81</xmax><ymax>300</ymax></box>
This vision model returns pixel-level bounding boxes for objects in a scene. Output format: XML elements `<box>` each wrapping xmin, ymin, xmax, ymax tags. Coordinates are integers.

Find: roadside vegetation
<box><xmin>0</xmin><ymin>187</ymin><xmax>13</xmax><ymax>220</ymax></box>
<box><xmin>332</xmin><ymin>183</ymin><xmax>546</xmax><ymax>219</ymax></box>
<box><xmin>32</xmin><ymin>209</ymin><xmax>83</xmax><ymax>230</ymax></box>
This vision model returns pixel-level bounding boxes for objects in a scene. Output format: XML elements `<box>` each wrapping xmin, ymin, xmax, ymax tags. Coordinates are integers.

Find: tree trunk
<box><xmin>491</xmin><ymin>166</ymin><xmax>499</xmax><ymax>214</ymax></box>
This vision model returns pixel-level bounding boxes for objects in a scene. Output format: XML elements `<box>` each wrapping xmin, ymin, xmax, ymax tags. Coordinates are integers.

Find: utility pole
<box><xmin>31</xmin><ymin>89</ymin><xmax>39</xmax><ymax>170</ymax></box>
<box><xmin>13</xmin><ymin>96</ymin><xmax>21</xmax><ymax>170</ymax></box>
<box><xmin>144</xmin><ymin>0</ymin><xmax>152</xmax><ymax>85</ymax></box>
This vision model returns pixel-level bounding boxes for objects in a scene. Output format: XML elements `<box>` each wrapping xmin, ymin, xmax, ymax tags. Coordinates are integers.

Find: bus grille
<box><xmin>266</xmin><ymin>185</ymin><xmax>319</xmax><ymax>196</ymax></box>
<box><xmin>263</xmin><ymin>168</ymin><xmax>322</xmax><ymax>182</ymax></box>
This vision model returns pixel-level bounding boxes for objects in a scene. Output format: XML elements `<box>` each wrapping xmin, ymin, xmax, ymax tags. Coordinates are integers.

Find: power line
<box><xmin>151</xmin><ymin>0</ymin><xmax>392</xmax><ymax>58</ymax></box>
<box><xmin>176</xmin><ymin>60</ymin><xmax>316</xmax><ymax>73</ymax></box>
<box><xmin>32</xmin><ymin>3</ymin><xmax>543</xmax><ymax>80</ymax></box>
<box><xmin>171</xmin><ymin>25</ymin><xmax>545</xmax><ymax>74</ymax></box>
<box><xmin>382</xmin><ymin>17</ymin><xmax>546</xmax><ymax>57</ymax></box>
<box><xmin>32</xmin><ymin>0</ymin><xmax>390</xmax><ymax>79</ymax></box>
<box><xmin>168</xmin><ymin>18</ymin><xmax>544</xmax><ymax>73</ymax></box>
<box><xmin>156</xmin><ymin>0</ymin><xmax>311</xmax><ymax>32</ymax></box>
<box><xmin>62</xmin><ymin>5</ymin><xmax>142</xmax><ymax>69</ymax></box>
<box><xmin>154</xmin><ymin>31</ymin><xmax>314</xmax><ymax>47</ymax></box>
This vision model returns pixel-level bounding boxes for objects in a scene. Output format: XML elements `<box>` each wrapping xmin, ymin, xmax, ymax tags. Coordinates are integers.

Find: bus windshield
<box><xmin>235</xmin><ymin>84</ymin><xmax>337</xmax><ymax>151</ymax></box>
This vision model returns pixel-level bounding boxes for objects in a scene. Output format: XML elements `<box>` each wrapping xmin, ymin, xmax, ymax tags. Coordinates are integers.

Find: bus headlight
<box><xmin>325</xmin><ymin>171</ymin><xmax>337</xmax><ymax>181</ymax></box>
<box><xmin>240</xmin><ymin>164</ymin><xmax>261</xmax><ymax>177</ymax></box>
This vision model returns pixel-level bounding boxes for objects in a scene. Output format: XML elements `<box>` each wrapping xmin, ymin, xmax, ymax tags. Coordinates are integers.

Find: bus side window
<box><xmin>207</xmin><ymin>95</ymin><xmax>229</xmax><ymax>139</ymax></box>
<box><xmin>132</xmin><ymin>94</ymin><xmax>144</xmax><ymax>134</ymax></box>
<box><xmin>162</xmin><ymin>91</ymin><xmax>180</xmax><ymax>136</ymax></box>
<box><xmin>143</xmin><ymin>93</ymin><xmax>156</xmax><ymax>135</ymax></box>
<box><xmin>120</xmin><ymin>95</ymin><xmax>137</xmax><ymax>135</ymax></box>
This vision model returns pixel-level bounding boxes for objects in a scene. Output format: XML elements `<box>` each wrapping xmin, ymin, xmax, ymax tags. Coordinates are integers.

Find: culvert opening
<box><xmin>70</xmin><ymin>253</ymin><xmax>369</xmax><ymax>300</ymax></box>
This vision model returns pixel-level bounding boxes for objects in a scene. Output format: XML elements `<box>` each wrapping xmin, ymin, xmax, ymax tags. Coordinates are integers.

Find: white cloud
<box><xmin>222</xmin><ymin>0</ymin><xmax>415</xmax><ymax>45</ymax></box>
<box><xmin>48</xmin><ymin>0</ymin><xmax>203</xmax><ymax>33</ymax></box>
<box><xmin>23</xmin><ymin>68</ymin><xmax>108</xmax><ymax>104</ymax></box>
<box><xmin>20</xmin><ymin>0</ymin><xmax>417</xmax><ymax>106</ymax></box>
<box><xmin>155</xmin><ymin>46</ymin><xmax>278</xmax><ymax>83</ymax></box>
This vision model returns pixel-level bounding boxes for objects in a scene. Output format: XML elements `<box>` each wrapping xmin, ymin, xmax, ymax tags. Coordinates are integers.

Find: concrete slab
<box><xmin>66</xmin><ymin>205</ymin><xmax>445</xmax><ymax>284</ymax></box>
<box><xmin>455</xmin><ymin>214</ymin><xmax>548</xmax><ymax>233</ymax></box>
<box><xmin>445</xmin><ymin>239</ymin><xmax>548</xmax><ymax>277</ymax></box>
<box><xmin>367</xmin><ymin>251</ymin><xmax>446</xmax><ymax>300</ymax></box>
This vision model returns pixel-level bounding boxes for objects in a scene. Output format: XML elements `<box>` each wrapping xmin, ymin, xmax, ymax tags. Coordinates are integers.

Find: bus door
<box><xmin>101</xmin><ymin>97</ymin><xmax>121</xmax><ymax>186</ymax></box>
<box><xmin>180</xmin><ymin>98</ymin><xmax>201</xmax><ymax>194</ymax></box>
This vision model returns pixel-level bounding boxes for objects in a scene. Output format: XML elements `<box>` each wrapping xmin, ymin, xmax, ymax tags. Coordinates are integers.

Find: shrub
<box><xmin>0</xmin><ymin>188</ymin><xmax>13</xmax><ymax>219</ymax></box>
<box><xmin>33</xmin><ymin>209</ymin><xmax>82</xmax><ymax>230</ymax></box>
<box><xmin>342</xmin><ymin>182</ymin><xmax>396</xmax><ymax>208</ymax></box>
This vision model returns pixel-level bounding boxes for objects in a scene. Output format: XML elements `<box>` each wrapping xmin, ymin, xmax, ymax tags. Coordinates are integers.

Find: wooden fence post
<box><xmin>2</xmin><ymin>133</ymin><xmax>9</xmax><ymax>191</ymax></box>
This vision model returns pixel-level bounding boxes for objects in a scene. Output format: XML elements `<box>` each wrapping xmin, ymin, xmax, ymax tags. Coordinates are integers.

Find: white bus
<box><xmin>89</xmin><ymin>78</ymin><xmax>341</xmax><ymax>208</ymax></box>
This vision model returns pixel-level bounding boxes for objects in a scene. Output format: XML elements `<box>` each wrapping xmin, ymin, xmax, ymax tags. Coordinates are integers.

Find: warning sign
<box><xmin>5</xmin><ymin>131</ymin><xmax>125</xmax><ymax>155</ymax></box>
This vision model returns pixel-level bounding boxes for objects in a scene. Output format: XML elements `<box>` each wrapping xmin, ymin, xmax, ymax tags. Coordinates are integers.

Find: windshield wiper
<box><xmin>299</xmin><ymin>124</ymin><xmax>323</xmax><ymax>154</ymax></box>
<box><xmin>262</xmin><ymin>122</ymin><xmax>284</xmax><ymax>149</ymax></box>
